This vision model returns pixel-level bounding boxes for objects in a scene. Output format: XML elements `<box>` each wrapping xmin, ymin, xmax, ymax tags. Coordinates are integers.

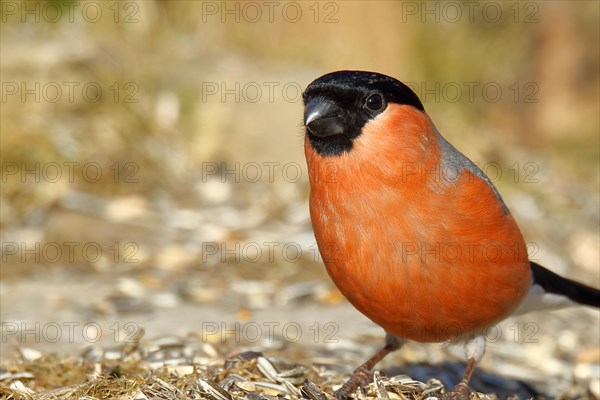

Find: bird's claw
<box><xmin>439</xmin><ymin>382</ymin><xmax>470</xmax><ymax>400</ymax></box>
<box><xmin>333</xmin><ymin>365</ymin><xmax>371</xmax><ymax>400</ymax></box>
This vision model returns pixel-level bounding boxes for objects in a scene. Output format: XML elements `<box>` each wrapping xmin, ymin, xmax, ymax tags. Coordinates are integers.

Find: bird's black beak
<box><xmin>304</xmin><ymin>98</ymin><xmax>345</xmax><ymax>137</ymax></box>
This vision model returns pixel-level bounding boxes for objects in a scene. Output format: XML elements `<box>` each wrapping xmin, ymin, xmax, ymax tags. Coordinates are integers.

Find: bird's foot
<box><xmin>439</xmin><ymin>382</ymin><xmax>470</xmax><ymax>400</ymax></box>
<box><xmin>333</xmin><ymin>365</ymin><xmax>371</xmax><ymax>400</ymax></box>
<box><xmin>299</xmin><ymin>373</ymin><xmax>370</xmax><ymax>400</ymax></box>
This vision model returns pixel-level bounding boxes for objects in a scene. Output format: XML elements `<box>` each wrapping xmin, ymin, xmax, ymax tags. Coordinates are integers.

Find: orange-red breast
<box><xmin>301</xmin><ymin>71</ymin><xmax>600</xmax><ymax>399</ymax></box>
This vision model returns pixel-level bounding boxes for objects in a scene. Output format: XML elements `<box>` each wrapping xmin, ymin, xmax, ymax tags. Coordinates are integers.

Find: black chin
<box><xmin>307</xmin><ymin>132</ymin><xmax>353</xmax><ymax>156</ymax></box>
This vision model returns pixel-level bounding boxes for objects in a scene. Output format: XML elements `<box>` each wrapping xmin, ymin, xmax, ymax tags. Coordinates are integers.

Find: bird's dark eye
<box><xmin>365</xmin><ymin>93</ymin><xmax>385</xmax><ymax>111</ymax></box>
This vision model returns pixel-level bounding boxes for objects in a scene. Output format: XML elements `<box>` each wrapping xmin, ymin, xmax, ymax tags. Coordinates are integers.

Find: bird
<box><xmin>301</xmin><ymin>70</ymin><xmax>600</xmax><ymax>399</ymax></box>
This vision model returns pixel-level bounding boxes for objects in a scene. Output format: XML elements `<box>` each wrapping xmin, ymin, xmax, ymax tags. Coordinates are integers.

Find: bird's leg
<box><xmin>334</xmin><ymin>334</ymin><xmax>405</xmax><ymax>400</ymax></box>
<box><xmin>441</xmin><ymin>336</ymin><xmax>486</xmax><ymax>400</ymax></box>
<box><xmin>441</xmin><ymin>357</ymin><xmax>475</xmax><ymax>399</ymax></box>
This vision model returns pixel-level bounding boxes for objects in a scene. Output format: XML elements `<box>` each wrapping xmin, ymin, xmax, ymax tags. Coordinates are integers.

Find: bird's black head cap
<box><xmin>303</xmin><ymin>71</ymin><xmax>424</xmax><ymax>157</ymax></box>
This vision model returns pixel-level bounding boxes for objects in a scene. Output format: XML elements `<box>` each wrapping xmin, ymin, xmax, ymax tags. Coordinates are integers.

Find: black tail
<box><xmin>530</xmin><ymin>261</ymin><xmax>600</xmax><ymax>308</ymax></box>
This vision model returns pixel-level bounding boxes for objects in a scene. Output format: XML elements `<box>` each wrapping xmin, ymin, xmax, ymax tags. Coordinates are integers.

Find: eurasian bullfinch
<box><xmin>302</xmin><ymin>70</ymin><xmax>600</xmax><ymax>399</ymax></box>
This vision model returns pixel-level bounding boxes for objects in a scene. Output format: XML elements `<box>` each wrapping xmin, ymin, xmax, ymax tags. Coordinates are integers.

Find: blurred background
<box><xmin>1</xmin><ymin>1</ymin><xmax>599</xmax><ymax>397</ymax></box>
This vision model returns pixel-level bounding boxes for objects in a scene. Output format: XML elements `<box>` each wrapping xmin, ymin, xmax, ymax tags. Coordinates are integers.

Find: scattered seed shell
<box><xmin>257</xmin><ymin>356</ymin><xmax>280</xmax><ymax>383</ymax></box>
<box><xmin>236</xmin><ymin>381</ymin><xmax>257</xmax><ymax>392</ymax></box>
<box><xmin>199</xmin><ymin>378</ymin><xmax>234</xmax><ymax>400</ymax></box>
